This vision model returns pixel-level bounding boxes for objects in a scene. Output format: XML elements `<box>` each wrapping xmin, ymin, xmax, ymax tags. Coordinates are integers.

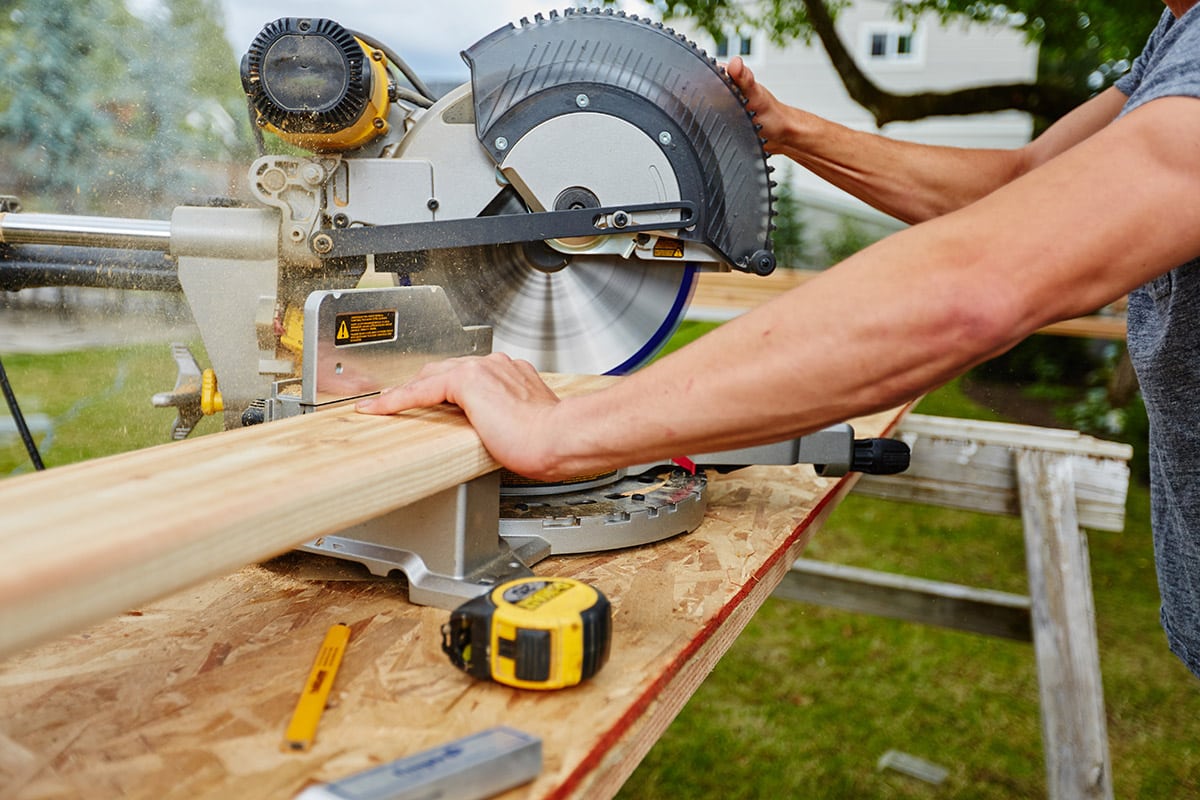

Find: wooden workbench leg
<box><xmin>1016</xmin><ymin>450</ymin><xmax>1113</xmax><ymax>800</ymax></box>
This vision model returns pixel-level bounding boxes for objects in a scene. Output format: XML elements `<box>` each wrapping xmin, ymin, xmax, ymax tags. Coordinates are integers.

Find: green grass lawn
<box><xmin>3</xmin><ymin>327</ymin><xmax>1198</xmax><ymax>797</ymax></box>
<box><xmin>0</xmin><ymin>341</ymin><xmax>222</xmax><ymax>475</ymax></box>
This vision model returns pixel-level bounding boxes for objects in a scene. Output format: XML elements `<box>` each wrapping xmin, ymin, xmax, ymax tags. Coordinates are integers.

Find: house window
<box><xmin>862</xmin><ymin>24</ymin><xmax>920</xmax><ymax>63</ymax></box>
<box><xmin>714</xmin><ymin>32</ymin><xmax>753</xmax><ymax>59</ymax></box>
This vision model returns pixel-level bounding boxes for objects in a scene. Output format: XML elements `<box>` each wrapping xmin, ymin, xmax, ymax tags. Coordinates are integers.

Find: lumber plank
<box><xmin>1017</xmin><ymin>451</ymin><xmax>1113</xmax><ymax>800</ymax></box>
<box><xmin>0</xmin><ymin>406</ymin><xmax>905</xmax><ymax>800</ymax></box>
<box><xmin>0</xmin><ymin>373</ymin><xmax>616</xmax><ymax>660</ymax></box>
<box><xmin>689</xmin><ymin>270</ymin><xmax>1127</xmax><ymax>339</ymax></box>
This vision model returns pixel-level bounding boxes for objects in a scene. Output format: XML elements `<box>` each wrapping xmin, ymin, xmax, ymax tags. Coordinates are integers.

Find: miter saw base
<box><xmin>298</xmin><ymin>467</ymin><xmax>708</xmax><ymax>609</ymax></box>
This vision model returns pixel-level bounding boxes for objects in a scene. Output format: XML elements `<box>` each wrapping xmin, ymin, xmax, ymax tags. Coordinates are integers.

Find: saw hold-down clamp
<box><xmin>0</xmin><ymin>9</ymin><xmax>909</xmax><ymax>609</ymax></box>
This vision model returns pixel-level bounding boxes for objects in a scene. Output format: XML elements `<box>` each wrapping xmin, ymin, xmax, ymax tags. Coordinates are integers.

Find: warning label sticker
<box><xmin>334</xmin><ymin>310</ymin><xmax>397</xmax><ymax>347</ymax></box>
<box><xmin>652</xmin><ymin>238</ymin><xmax>685</xmax><ymax>258</ymax></box>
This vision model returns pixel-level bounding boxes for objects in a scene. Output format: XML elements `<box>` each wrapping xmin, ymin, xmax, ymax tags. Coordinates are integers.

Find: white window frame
<box><xmin>859</xmin><ymin>22</ymin><xmax>924</xmax><ymax>67</ymax></box>
<box><xmin>711</xmin><ymin>30</ymin><xmax>759</xmax><ymax>65</ymax></box>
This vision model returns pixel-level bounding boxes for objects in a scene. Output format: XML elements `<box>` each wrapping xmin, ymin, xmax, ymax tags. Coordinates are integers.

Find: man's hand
<box><xmin>726</xmin><ymin>55</ymin><xmax>795</xmax><ymax>154</ymax></box>
<box><xmin>354</xmin><ymin>353</ymin><xmax>566</xmax><ymax>480</ymax></box>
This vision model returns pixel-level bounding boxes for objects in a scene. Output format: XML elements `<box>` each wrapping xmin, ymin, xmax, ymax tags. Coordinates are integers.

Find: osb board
<box><xmin>0</xmin><ymin>407</ymin><xmax>903</xmax><ymax>800</ymax></box>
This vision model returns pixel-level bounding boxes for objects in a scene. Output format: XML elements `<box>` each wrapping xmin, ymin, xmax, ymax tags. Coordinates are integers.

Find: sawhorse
<box><xmin>775</xmin><ymin>414</ymin><xmax>1133</xmax><ymax>800</ymax></box>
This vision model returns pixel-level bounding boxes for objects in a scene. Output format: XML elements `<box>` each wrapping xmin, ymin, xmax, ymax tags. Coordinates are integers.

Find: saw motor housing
<box><xmin>241</xmin><ymin>17</ymin><xmax>392</xmax><ymax>152</ymax></box>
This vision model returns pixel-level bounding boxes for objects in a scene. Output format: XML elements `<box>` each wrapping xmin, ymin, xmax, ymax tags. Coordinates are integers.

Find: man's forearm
<box><xmin>772</xmin><ymin>110</ymin><xmax>1025</xmax><ymax>224</ymax></box>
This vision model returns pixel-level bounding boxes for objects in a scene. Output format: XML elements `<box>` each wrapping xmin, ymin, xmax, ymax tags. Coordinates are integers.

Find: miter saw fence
<box><xmin>0</xmin><ymin>10</ymin><xmax>909</xmax><ymax>610</ymax></box>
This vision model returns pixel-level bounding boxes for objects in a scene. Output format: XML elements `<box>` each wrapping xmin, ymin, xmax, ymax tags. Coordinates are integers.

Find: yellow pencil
<box><xmin>283</xmin><ymin>622</ymin><xmax>351</xmax><ymax>751</ymax></box>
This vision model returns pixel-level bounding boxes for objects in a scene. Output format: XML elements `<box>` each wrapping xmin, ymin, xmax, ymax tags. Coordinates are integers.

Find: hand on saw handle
<box><xmin>355</xmin><ymin>354</ymin><xmax>567</xmax><ymax>481</ymax></box>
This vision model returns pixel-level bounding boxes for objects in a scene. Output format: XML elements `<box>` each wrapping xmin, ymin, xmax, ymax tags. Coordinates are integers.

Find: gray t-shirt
<box><xmin>1115</xmin><ymin>6</ymin><xmax>1200</xmax><ymax>679</ymax></box>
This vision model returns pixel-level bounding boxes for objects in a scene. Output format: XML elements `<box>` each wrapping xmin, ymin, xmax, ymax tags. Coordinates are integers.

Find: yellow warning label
<box><xmin>652</xmin><ymin>238</ymin><xmax>685</xmax><ymax>258</ymax></box>
<box><xmin>334</xmin><ymin>310</ymin><xmax>397</xmax><ymax>347</ymax></box>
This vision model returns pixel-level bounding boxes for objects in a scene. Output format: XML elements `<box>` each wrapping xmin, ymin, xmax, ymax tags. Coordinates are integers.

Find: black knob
<box><xmin>241</xmin><ymin>400</ymin><xmax>267</xmax><ymax>427</ymax></box>
<box><xmin>851</xmin><ymin>438</ymin><xmax>910</xmax><ymax>475</ymax></box>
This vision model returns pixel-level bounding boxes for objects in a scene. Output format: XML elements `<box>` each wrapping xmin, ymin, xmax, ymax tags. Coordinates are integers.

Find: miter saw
<box><xmin>0</xmin><ymin>9</ymin><xmax>907</xmax><ymax>607</ymax></box>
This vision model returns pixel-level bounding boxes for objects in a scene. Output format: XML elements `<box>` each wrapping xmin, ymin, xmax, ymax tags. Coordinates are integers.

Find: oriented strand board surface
<box><xmin>0</xmin><ymin>407</ymin><xmax>903</xmax><ymax>800</ymax></box>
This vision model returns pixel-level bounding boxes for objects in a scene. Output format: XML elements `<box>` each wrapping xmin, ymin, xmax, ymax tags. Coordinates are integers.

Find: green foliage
<box><xmin>654</xmin><ymin>320</ymin><xmax>720</xmax><ymax>360</ymax></box>
<box><xmin>0</xmin><ymin>0</ymin><xmax>120</xmax><ymax>206</ymax></box>
<box><xmin>819</xmin><ymin>214</ymin><xmax>878</xmax><ymax>265</ymax></box>
<box><xmin>972</xmin><ymin>334</ymin><xmax>1094</xmax><ymax>385</ymax></box>
<box><xmin>894</xmin><ymin>0</ymin><xmax>1159</xmax><ymax>95</ymax></box>
<box><xmin>652</xmin><ymin>0</ymin><xmax>1161</xmax><ymax>117</ymax></box>
<box><xmin>969</xmin><ymin>337</ymin><xmax>1150</xmax><ymax>481</ymax></box>
<box><xmin>772</xmin><ymin>166</ymin><xmax>809</xmax><ymax>268</ymax></box>
<box><xmin>1057</xmin><ymin>344</ymin><xmax>1151</xmax><ymax>482</ymax></box>
<box><xmin>0</xmin><ymin>0</ymin><xmax>253</xmax><ymax>214</ymax></box>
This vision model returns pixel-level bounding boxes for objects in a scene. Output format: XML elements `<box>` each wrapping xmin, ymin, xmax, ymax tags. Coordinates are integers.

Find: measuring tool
<box><xmin>284</xmin><ymin>622</ymin><xmax>351</xmax><ymax>751</ymax></box>
<box><xmin>441</xmin><ymin>577</ymin><xmax>612</xmax><ymax>690</ymax></box>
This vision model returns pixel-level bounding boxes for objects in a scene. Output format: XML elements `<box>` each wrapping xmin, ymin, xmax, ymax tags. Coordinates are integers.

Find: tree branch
<box><xmin>801</xmin><ymin>0</ymin><xmax>1081</xmax><ymax>125</ymax></box>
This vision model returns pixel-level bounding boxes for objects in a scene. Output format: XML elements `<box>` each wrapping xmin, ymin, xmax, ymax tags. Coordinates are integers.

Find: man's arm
<box><xmin>358</xmin><ymin>97</ymin><xmax>1200</xmax><ymax>481</ymax></box>
<box><xmin>726</xmin><ymin>57</ymin><xmax>1128</xmax><ymax>224</ymax></box>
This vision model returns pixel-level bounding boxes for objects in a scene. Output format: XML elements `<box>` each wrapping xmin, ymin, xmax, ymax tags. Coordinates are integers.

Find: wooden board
<box><xmin>1017</xmin><ymin>451</ymin><xmax>1113</xmax><ymax>800</ymax></box>
<box><xmin>0</xmin><ymin>401</ymin><xmax>904</xmax><ymax>799</ymax></box>
<box><xmin>0</xmin><ymin>374</ymin><xmax>619</xmax><ymax>659</ymax></box>
<box><xmin>690</xmin><ymin>270</ymin><xmax>1127</xmax><ymax>340</ymax></box>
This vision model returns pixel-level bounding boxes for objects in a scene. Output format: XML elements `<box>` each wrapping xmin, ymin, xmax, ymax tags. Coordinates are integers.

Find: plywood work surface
<box><xmin>0</xmin><ymin>404</ymin><xmax>904</xmax><ymax>800</ymax></box>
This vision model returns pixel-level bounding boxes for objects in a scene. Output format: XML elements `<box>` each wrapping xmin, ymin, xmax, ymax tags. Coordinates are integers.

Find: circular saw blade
<box><xmin>465</xmin><ymin>7</ymin><xmax>776</xmax><ymax>273</ymax></box>
<box><xmin>415</xmin><ymin>240</ymin><xmax>695</xmax><ymax>375</ymax></box>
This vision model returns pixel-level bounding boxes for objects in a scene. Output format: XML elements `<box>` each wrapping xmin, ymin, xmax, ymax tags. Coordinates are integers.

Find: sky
<box><xmin>216</xmin><ymin>1</ymin><xmax>658</xmax><ymax>83</ymax></box>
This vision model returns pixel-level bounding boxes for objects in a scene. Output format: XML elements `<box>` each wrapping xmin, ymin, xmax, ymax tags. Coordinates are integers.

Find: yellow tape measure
<box><xmin>441</xmin><ymin>577</ymin><xmax>612</xmax><ymax>690</ymax></box>
<box><xmin>283</xmin><ymin>622</ymin><xmax>351</xmax><ymax>751</ymax></box>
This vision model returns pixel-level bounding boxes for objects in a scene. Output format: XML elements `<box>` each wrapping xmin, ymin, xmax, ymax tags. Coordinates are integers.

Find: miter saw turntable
<box><xmin>0</xmin><ymin>9</ymin><xmax>908</xmax><ymax>609</ymax></box>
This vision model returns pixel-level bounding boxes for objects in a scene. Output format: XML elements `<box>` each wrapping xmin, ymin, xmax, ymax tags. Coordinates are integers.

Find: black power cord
<box><xmin>0</xmin><ymin>352</ymin><xmax>45</xmax><ymax>471</ymax></box>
